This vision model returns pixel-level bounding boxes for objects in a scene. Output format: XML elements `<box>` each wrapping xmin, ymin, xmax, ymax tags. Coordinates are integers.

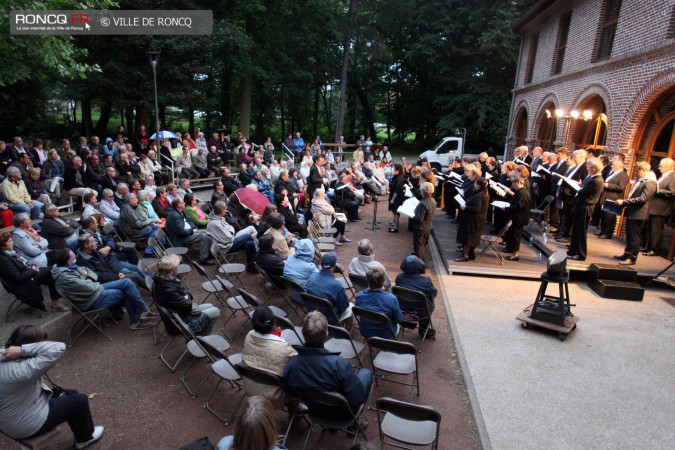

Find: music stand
<box><xmin>366</xmin><ymin>195</ymin><xmax>381</xmax><ymax>231</ymax></box>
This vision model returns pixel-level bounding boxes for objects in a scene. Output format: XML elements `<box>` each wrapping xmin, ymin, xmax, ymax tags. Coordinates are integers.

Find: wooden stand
<box><xmin>516</xmin><ymin>304</ymin><xmax>579</xmax><ymax>341</ymax></box>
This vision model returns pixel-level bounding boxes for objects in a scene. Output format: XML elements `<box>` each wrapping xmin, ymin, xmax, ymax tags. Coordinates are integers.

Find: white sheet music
<box><xmin>454</xmin><ymin>194</ymin><xmax>466</xmax><ymax>207</ymax></box>
<box><xmin>397</xmin><ymin>197</ymin><xmax>419</xmax><ymax>218</ymax></box>
<box><xmin>491</xmin><ymin>201</ymin><xmax>510</xmax><ymax>208</ymax></box>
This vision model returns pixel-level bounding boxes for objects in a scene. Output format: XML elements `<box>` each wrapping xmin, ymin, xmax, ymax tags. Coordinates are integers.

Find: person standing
<box><xmin>455</xmin><ymin>178</ymin><xmax>489</xmax><ymax>262</ymax></box>
<box><xmin>412</xmin><ymin>182</ymin><xmax>436</xmax><ymax>261</ymax></box>
<box><xmin>388</xmin><ymin>164</ymin><xmax>407</xmax><ymax>233</ymax></box>
<box><xmin>567</xmin><ymin>158</ymin><xmax>604</xmax><ymax>261</ymax></box>
<box><xmin>644</xmin><ymin>158</ymin><xmax>675</xmax><ymax>256</ymax></box>
<box><xmin>503</xmin><ymin>176</ymin><xmax>530</xmax><ymax>261</ymax></box>
<box><xmin>596</xmin><ymin>156</ymin><xmax>629</xmax><ymax>240</ymax></box>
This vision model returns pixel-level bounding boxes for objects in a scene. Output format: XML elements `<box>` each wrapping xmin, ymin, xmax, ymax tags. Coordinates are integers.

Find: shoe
<box><xmin>419</xmin><ymin>328</ymin><xmax>436</xmax><ymax>338</ymax></box>
<box><xmin>388</xmin><ymin>228</ymin><xmax>398</xmax><ymax>233</ymax></box>
<box><xmin>31</xmin><ymin>308</ymin><xmax>47</xmax><ymax>318</ymax></box>
<box><xmin>141</xmin><ymin>311</ymin><xmax>160</xmax><ymax>319</ymax></box>
<box><xmin>51</xmin><ymin>303</ymin><xmax>70</xmax><ymax>312</ymax></box>
<box><xmin>338</xmin><ymin>236</ymin><xmax>351</xmax><ymax>243</ymax></box>
<box><xmin>569</xmin><ymin>255</ymin><xmax>585</xmax><ymax>261</ymax></box>
<box><xmin>75</xmin><ymin>426</ymin><xmax>105</xmax><ymax>450</ymax></box>
<box><xmin>597</xmin><ymin>235</ymin><xmax>612</xmax><ymax>240</ymax></box>
<box><xmin>246</xmin><ymin>266</ymin><xmax>259</xmax><ymax>274</ymax></box>
<box><xmin>613</xmin><ymin>254</ymin><xmax>628</xmax><ymax>261</ymax></box>
<box><xmin>454</xmin><ymin>257</ymin><xmax>469</xmax><ymax>262</ymax></box>
<box><xmin>594</xmin><ymin>231</ymin><xmax>603</xmax><ymax>236</ymax></box>
<box><xmin>505</xmin><ymin>255</ymin><xmax>520</xmax><ymax>261</ymax></box>
<box><xmin>643</xmin><ymin>250</ymin><xmax>657</xmax><ymax>256</ymax></box>
<box><xmin>333</xmin><ymin>240</ymin><xmax>342</xmax><ymax>246</ymax></box>
<box><xmin>346</xmin><ymin>417</ymin><xmax>369</xmax><ymax>437</ymax></box>
<box><xmin>619</xmin><ymin>259</ymin><xmax>636</xmax><ymax>266</ymax></box>
<box><xmin>200</xmin><ymin>258</ymin><xmax>216</xmax><ymax>266</ymax></box>
<box><xmin>639</xmin><ymin>247</ymin><xmax>648</xmax><ymax>252</ymax></box>
<box><xmin>130</xmin><ymin>321</ymin><xmax>153</xmax><ymax>330</ymax></box>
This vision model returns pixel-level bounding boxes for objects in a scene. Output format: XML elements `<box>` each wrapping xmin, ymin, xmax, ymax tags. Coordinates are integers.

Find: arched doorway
<box><xmin>514</xmin><ymin>108</ymin><xmax>528</xmax><ymax>147</ymax></box>
<box><xmin>572</xmin><ymin>95</ymin><xmax>608</xmax><ymax>153</ymax></box>
<box><xmin>536</xmin><ymin>102</ymin><xmax>557</xmax><ymax>152</ymax></box>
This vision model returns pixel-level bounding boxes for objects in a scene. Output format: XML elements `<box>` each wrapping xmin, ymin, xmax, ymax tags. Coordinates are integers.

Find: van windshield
<box><xmin>436</xmin><ymin>140</ymin><xmax>459</xmax><ymax>154</ymax></box>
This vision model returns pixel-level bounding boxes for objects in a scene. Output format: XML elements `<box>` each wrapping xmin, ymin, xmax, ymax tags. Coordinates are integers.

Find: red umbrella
<box><xmin>234</xmin><ymin>188</ymin><xmax>270</xmax><ymax>216</ymax></box>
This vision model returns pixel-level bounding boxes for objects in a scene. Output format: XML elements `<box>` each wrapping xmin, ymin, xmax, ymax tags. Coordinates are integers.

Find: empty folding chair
<box><xmin>334</xmin><ymin>263</ymin><xmax>356</xmax><ymax>300</ymax></box>
<box><xmin>366</xmin><ymin>337</ymin><xmax>419</xmax><ymax>401</ymax></box>
<box><xmin>274</xmin><ymin>314</ymin><xmax>305</xmax><ymax>346</ymax></box>
<box><xmin>194</xmin><ymin>261</ymin><xmax>235</xmax><ymax>305</ymax></box>
<box><xmin>324</xmin><ymin>325</ymin><xmax>366</xmax><ymax>368</ymax></box>
<box><xmin>392</xmin><ymin>286</ymin><xmax>436</xmax><ymax>351</ymax></box>
<box><xmin>529</xmin><ymin>195</ymin><xmax>554</xmax><ymax>229</ymax></box>
<box><xmin>55</xmin><ymin>286</ymin><xmax>113</xmax><ymax>347</ymax></box>
<box><xmin>211</xmin><ymin>243</ymin><xmax>245</xmax><ymax>288</ymax></box>
<box><xmin>375</xmin><ymin>397</ymin><xmax>442</xmax><ymax>450</ymax></box>
<box><xmin>149</xmin><ymin>236</ymin><xmax>192</xmax><ymax>276</ymax></box>
<box><xmin>156</xmin><ymin>228</ymin><xmax>189</xmax><ymax>256</ymax></box>
<box><xmin>197</xmin><ymin>336</ymin><xmax>243</xmax><ymax>425</ymax></box>
<box><xmin>476</xmin><ymin>220</ymin><xmax>512</xmax><ymax>265</ymax></box>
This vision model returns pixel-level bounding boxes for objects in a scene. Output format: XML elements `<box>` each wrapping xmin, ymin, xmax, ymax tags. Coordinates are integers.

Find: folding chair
<box><xmin>392</xmin><ymin>286</ymin><xmax>436</xmax><ymax>352</ymax></box>
<box><xmin>295</xmin><ymin>389</ymin><xmax>372</xmax><ymax>449</ymax></box>
<box><xmin>325</xmin><ymin>324</ymin><xmax>366</xmax><ymax>368</ymax></box>
<box><xmin>274</xmin><ymin>314</ymin><xmax>304</xmax><ymax>346</ymax></box>
<box><xmin>1</xmin><ymin>279</ymin><xmax>24</xmax><ymax>322</ymax></box>
<box><xmin>258</xmin><ymin>268</ymin><xmax>297</xmax><ymax>316</ymax></box>
<box><xmin>110</xmin><ymin>225</ymin><xmax>143</xmax><ymax>260</ymax></box>
<box><xmin>352</xmin><ymin>305</ymin><xmax>400</xmax><ymax>340</ymax></box>
<box><xmin>171</xmin><ymin>313</ymin><xmax>231</xmax><ymax>398</ymax></box>
<box><xmin>300</xmin><ymin>292</ymin><xmax>341</xmax><ymax>325</ymax></box>
<box><xmin>366</xmin><ymin>337</ymin><xmax>419</xmax><ymax>401</ymax></box>
<box><xmin>476</xmin><ymin>220</ymin><xmax>512</xmax><ymax>265</ymax></box>
<box><xmin>234</xmin><ymin>363</ymin><xmax>308</xmax><ymax>447</ymax></box>
<box><xmin>55</xmin><ymin>286</ymin><xmax>113</xmax><ymax>347</ymax></box>
<box><xmin>308</xmin><ymin>218</ymin><xmax>337</xmax><ymax>236</ymax></box>
<box><xmin>155</xmin><ymin>305</ymin><xmax>189</xmax><ymax>372</ymax></box>
<box><xmin>529</xmin><ymin>195</ymin><xmax>554</xmax><ymax>229</ymax></box>
<box><xmin>280</xmin><ymin>276</ymin><xmax>308</xmax><ymax>317</ymax></box>
<box><xmin>210</xmin><ymin>243</ymin><xmax>245</xmax><ymax>288</ymax></box>
<box><xmin>375</xmin><ymin>397</ymin><xmax>442</xmax><ymax>450</ymax></box>
<box><xmin>349</xmin><ymin>273</ymin><xmax>369</xmax><ymax>294</ymax></box>
<box><xmin>194</xmin><ymin>261</ymin><xmax>235</xmax><ymax>305</ymax></box>
<box><xmin>149</xmin><ymin>236</ymin><xmax>192</xmax><ymax>276</ymax></box>
<box><xmin>307</xmin><ymin>220</ymin><xmax>337</xmax><ymax>244</ymax></box>
<box><xmin>156</xmin><ymin>228</ymin><xmax>189</xmax><ymax>256</ymax></box>
<box><xmin>196</xmin><ymin>336</ymin><xmax>243</xmax><ymax>425</ymax></box>
<box><xmin>231</xmin><ymin>288</ymin><xmax>287</xmax><ymax>339</ymax></box>
<box><xmin>335</xmin><ymin>263</ymin><xmax>356</xmax><ymax>300</ymax></box>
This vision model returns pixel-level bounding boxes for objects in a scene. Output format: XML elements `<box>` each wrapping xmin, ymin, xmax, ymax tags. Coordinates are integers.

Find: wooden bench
<box><xmin>1</xmin><ymin>423</ymin><xmax>66</xmax><ymax>449</ymax></box>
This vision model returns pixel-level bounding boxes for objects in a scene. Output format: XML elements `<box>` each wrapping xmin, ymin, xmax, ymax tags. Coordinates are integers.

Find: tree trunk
<box><xmin>238</xmin><ymin>73</ymin><xmax>252</xmax><ymax>138</ymax></box>
<box><xmin>354</xmin><ymin>86</ymin><xmax>376</xmax><ymax>142</ymax></box>
<box><xmin>313</xmin><ymin>85</ymin><xmax>319</xmax><ymax>138</ymax></box>
<box><xmin>125</xmin><ymin>107</ymin><xmax>134</xmax><ymax>136</ymax></box>
<box><xmin>334</xmin><ymin>0</ymin><xmax>359</xmax><ymax>143</ymax></box>
<box><xmin>119</xmin><ymin>107</ymin><xmax>124</xmax><ymax>130</ymax></box>
<box><xmin>135</xmin><ymin>104</ymin><xmax>149</xmax><ymax>131</ymax></box>
<box><xmin>220</xmin><ymin>67</ymin><xmax>231</xmax><ymax>127</ymax></box>
<box><xmin>321</xmin><ymin>85</ymin><xmax>332</xmax><ymax>136</ymax></box>
<box><xmin>280</xmin><ymin>85</ymin><xmax>285</xmax><ymax>139</ymax></box>
<box><xmin>348</xmin><ymin>89</ymin><xmax>357</xmax><ymax>139</ymax></box>
<box><xmin>94</xmin><ymin>100</ymin><xmax>113</xmax><ymax>136</ymax></box>
<box><xmin>159</xmin><ymin>104</ymin><xmax>166</xmax><ymax>130</ymax></box>
<box><xmin>188</xmin><ymin>106</ymin><xmax>195</xmax><ymax>134</ymax></box>
<box><xmin>81</xmin><ymin>98</ymin><xmax>93</xmax><ymax>138</ymax></box>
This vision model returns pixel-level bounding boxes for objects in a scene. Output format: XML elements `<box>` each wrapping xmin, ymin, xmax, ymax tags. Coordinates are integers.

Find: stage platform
<box><xmin>432</xmin><ymin>210</ymin><xmax>674</xmax><ymax>282</ymax></box>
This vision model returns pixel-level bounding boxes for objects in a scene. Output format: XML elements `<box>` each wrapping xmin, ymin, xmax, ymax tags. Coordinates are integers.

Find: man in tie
<box><xmin>643</xmin><ymin>157</ymin><xmax>675</xmax><ymax>256</ymax></box>
<box><xmin>614</xmin><ymin>162</ymin><xmax>657</xmax><ymax>265</ymax></box>
<box><xmin>596</xmin><ymin>155</ymin><xmax>629</xmax><ymax>240</ymax></box>
<box><xmin>555</xmin><ymin>149</ymin><xmax>588</xmax><ymax>242</ymax></box>
<box><xmin>549</xmin><ymin>147</ymin><xmax>570</xmax><ymax>232</ymax></box>
<box><xmin>567</xmin><ymin>158</ymin><xmax>605</xmax><ymax>261</ymax></box>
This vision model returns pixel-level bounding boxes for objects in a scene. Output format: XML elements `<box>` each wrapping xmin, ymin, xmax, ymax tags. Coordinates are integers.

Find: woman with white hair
<box><xmin>311</xmin><ymin>188</ymin><xmax>350</xmax><ymax>244</ymax></box>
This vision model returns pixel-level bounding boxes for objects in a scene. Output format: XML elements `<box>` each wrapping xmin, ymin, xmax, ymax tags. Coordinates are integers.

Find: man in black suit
<box><xmin>644</xmin><ymin>157</ymin><xmax>675</xmax><ymax>256</ymax></box>
<box><xmin>307</xmin><ymin>154</ymin><xmax>326</xmax><ymax>200</ymax></box>
<box><xmin>568</xmin><ymin>158</ymin><xmax>605</xmax><ymax>261</ymax></box>
<box><xmin>596</xmin><ymin>156</ymin><xmax>629</xmax><ymax>239</ymax></box>
<box><xmin>549</xmin><ymin>147</ymin><xmax>570</xmax><ymax>231</ymax></box>
<box><xmin>555</xmin><ymin>149</ymin><xmax>587</xmax><ymax>242</ymax></box>
<box><xmin>165</xmin><ymin>197</ymin><xmax>215</xmax><ymax>265</ymax></box>
<box><xmin>614</xmin><ymin>162</ymin><xmax>657</xmax><ymax>265</ymax></box>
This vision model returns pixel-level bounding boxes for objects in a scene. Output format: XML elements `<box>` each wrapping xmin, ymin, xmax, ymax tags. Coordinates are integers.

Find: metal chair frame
<box><xmin>476</xmin><ymin>220</ymin><xmax>513</xmax><ymax>265</ymax></box>
<box><xmin>325</xmin><ymin>324</ymin><xmax>366</xmax><ymax>369</ymax></box>
<box><xmin>196</xmin><ymin>336</ymin><xmax>243</xmax><ymax>425</ymax></box>
<box><xmin>392</xmin><ymin>286</ymin><xmax>436</xmax><ymax>352</ymax></box>
<box><xmin>375</xmin><ymin>397</ymin><xmax>442</xmax><ymax>450</ymax></box>
<box><xmin>55</xmin><ymin>286</ymin><xmax>113</xmax><ymax>347</ymax></box>
<box><xmin>366</xmin><ymin>337</ymin><xmax>420</xmax><ymax>402</ymax></box>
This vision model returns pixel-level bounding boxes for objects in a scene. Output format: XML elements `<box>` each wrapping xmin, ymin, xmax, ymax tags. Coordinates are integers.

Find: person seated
<box><xmin>99</xmin><ymin>189</ymin><xmax>121</xmax><ymax>225</ymax></box>
<box><xmin>348</xmin><ymin>239</ymin><xmax>392</xmax><ymax>289</ymax></box>
<box><xmin>11</xmin><ymin>213</ymin><xmax>50</xmax><ymax>267</ymax></box>
<box><xmin>240</xmin><ymin>306</ymin><xmax>297</xmax><ymax>407</ymax></box>
<box><xmin>176</xmin><ymin>178</ymin><xmax>193</xmax><ymax>199</ymax></box>
<box><xmin>76</xmin><ymin>235</ymin><xmax>145</xmax><ymax>290</ymax></box>
<box><xmin>82</xmin><ymin>192</ymin><xmax>106</xmax><ymax>222</ymax></box>
<box><xmin>0</xmin><ymin>232</ymin><xmax>68</xmax><ymax>313</ymax></box>
<box><xmin>165</xmin><ymin>197</ymin><xmax>215</xmax><ymax>265</ymax></box>
<box><xmin>283</xmin><ymin>239</ymin><xmax>318</xmax><ymax>288</ymax></box>
<box><xmin>192</xmin><ymin>147</ymin><xmax>210</xmax><ymax>178</ymax></box>
<box><xmin>175</xmin><ymin>146</ymin><xmax>199</xmax><ymax>179</ymax></box>
<box><xmin>220</xmin><ymin>168</ymin><xmax>242</xmax><ymax>195</ymax></box>
<box><xmin>211</xmin><ymin>180</ymin><xmax>228</xmax><ymax>205</ymax></box>
<box><xmin>183</xmin><ymin>193</ymin><xmax>209</xmax><ymax>228</ymax></box>
<box><xmin>395</xmin><ymin>255</ymin><xmax>437</xmax><ymax>337</ymax></box>
<box><xmin>216</xmin><ymin>396</ymin><xmax>286</xmax><ymax>450</ymax></box>
<box><xmin>263</xmin><ymin>212</ymin><xmax>295</xmax><ymax>259</ymax></box>
<box><xmin>79</xmin><ymin>215</ymin><xmax>137</xmax><ymax>264</ymax></box>
<box><xmin>335</xmin><ymin>173</ymin><xmax>360</xmax><ymax>221</ymax></box>
<box><xmin>238</xmin><ymin>163</ymin><xmax>253</xmax><ymax>186</ymax></box>
<box><xmin>9</xmin><ymin>152</ymin><xmax>32</xmax><ymax>180</ymax></box>
<box><xmin>147</xmin><ymin>150</ymin><xmax>170</xmax><ymax>186</ymax></box>
<box><xmin>152</xmin><ymin>254</ymin><xmax>219</xmax><ymax>336</ymax></box>
<box><xmin>1</xmin><ymin>167</ymin><xmax>43</xmax><ymax>219</ymax></box>
<box><xmin>115</xmin><ymin>153</ymin><xmax>142</xmax><ymax>187</ymax></box>
<box><xmin>305</xmin><ymin>252</ymin><xmax>352</xmax><ymax>325</ymax></box>
<box><xmin>355</xmin><ymin>268</ymin><xmax>402</xmax><ymax>339</ymax></box>
<box><xmin>283</xmin><ymin>311</ymin><xmax>372</xmax><ymax>428</ymax></box>
<box><xmin>118</xmin><ymin>193</ymin><xmax>160</xmax><ymax>255</ymax></box>
<box><xmin>274</xmin><ymin>188</ymin><xmax>307</xmax><ymax>238</ymax></box>
<box><xmin>40</xmin><ymin>149</ymin><xmax>65</xmax><ymax>197</ymax></box>
<box><xmin>0</xmin><ymin>325</ymin><xmax>105</xmax><ymax>448</ymax></box>
<box><xmin>151</xmin><ymin>186</ymin><xmax>173</xmax><ymax>219</ymax></box>
<box><xmin>51</xmin><ymin>248</ymin><xmax>156</xmax><ymax>330</ymax></box>
<box><xmin>100</xmin><ymin>167</ymin><xmax>119</xmax><ymax>193</ymax></box>
<box><xmin>310</xmin><ymin>188</ymin><xmax>350</xmax><ymax>244</ymax></box>
<box><xmin>207</xmin><ymin>146</ymin><xmax>222</xmax><ymax>176</ymax></box>
<box><xmin>63</xmin><ymin>156</ymin><xmax>97</xmax><ymax>202</ymax></box>
<box><xmin>255</xmin><ymin>234</ymin><xmax>285</xmax><ymax>289</ymax></box>
<box><xmin>25</xmin><ymin>168</ymin><xmax>51</xmax><ymax>206</ymax></box>
<box><xmin>113</xmin><ymin>183</ymin><xmax>130</xmax><ymax>210</ymax></box>
<box><xmin>137</xmin><ymin>190</ymin><xmax>160</xmax><ymax>223</ymax></box>
<box><xmin>252</xmin><ymin>171</ymin><xmax>275</xmax><ymax>203</ymax></box>
<box><xmin>142</xmin><ymin>175</ymin><xmax>157</xmax><ymax>200</ymax></box>
<box><xmin>207</xmin><ymin>201</ymin><xmax>258</xmax><ymax>274</ymax></box>
<box><xmin>39</xmin><ymin>204</ymin><xmax>80</xmax><ymax>251</ymax></box>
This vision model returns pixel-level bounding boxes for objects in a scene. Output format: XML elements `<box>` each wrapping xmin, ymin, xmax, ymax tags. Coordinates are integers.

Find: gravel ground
<box><xmin>0</xmin><ymin>194</ymin><xmax>479</xmax><ymax>450</ymax></box>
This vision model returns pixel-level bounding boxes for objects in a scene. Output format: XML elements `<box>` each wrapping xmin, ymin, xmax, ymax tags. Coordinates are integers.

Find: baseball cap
<box><xmin>320</xmin><ymin>252</ymin><xmax>338</xmax><ymax>270</ymax></box>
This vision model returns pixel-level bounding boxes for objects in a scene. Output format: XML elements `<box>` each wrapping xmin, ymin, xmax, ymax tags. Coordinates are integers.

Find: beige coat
<box><xmin>241</xmin><ymin>331</ymin><xmax>297</xmax><ymax>405</ymax></box>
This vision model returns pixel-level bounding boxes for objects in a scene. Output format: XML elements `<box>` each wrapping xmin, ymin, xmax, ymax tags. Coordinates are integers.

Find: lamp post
<box><xmin>148</xmin><ymin>50</ymin><xmax>161</xmax><ymax>142</ymax></box>
<box><xmin>546</xmin><ymin>108</ymin><xmax>593</xmax><ymax>147</ymax></box>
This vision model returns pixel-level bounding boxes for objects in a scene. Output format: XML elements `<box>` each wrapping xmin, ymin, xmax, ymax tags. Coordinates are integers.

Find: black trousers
<box><xmin>647</xmin><ymin>214</ymin><xmax>667</xmax><ymax>252</ymax></box>
<box><xmin>625</xmin><ymin>218</ymin><xmax>645</xmax><ymax>260</ymax></box>
<box><xmin>413</xmin><ymin>228</ymin><xmax>430</xmax><ymax>261</ymax></box>
<box><xmin>341</xmin><ymin>199</ymin><xmax>360</xmax><ymax>220</ymax></box>
<box><xmin>506</xmin><ymin>223</ymin><xmax>524</xmax><ymax>253</ymax></box>
<box><xmin>599</xmin><ymin>209</ymin><xmax>618</xmax><ymax>237</ymax></box>
<box><xmin>34</xmin><ymin>267</ymin><xmax>60</xmax><ymax>301</ymax></box>
<box><xmin>31</xmin><ymin>389</ymin><xmax>94</xmax><ymax>444</ymax></box>
<box><xmin>569</xmin><ymin>204</ymin><xmax>592</xmax><ymax>260</ymax></box>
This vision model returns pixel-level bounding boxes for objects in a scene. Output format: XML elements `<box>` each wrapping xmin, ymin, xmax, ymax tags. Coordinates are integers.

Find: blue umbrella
<box><xmin>150</xmin><ymin>131</ymin><xmax>179</xmax><ymax>139</ymax></box>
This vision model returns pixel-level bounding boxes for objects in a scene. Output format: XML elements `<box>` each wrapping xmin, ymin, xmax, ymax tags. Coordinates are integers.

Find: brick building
<box><xmin>506</xmin><ymin>0</ymin><xmax>675</xmax><ymax>258</ymax></box>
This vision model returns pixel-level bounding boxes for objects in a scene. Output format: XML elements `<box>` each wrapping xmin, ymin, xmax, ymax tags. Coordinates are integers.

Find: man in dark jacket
<box><xmin>395</xmin><ymin>255</ymin><xmax>437</xmax><ymax>336</ymax></box>
<box><xmin>412</xmin><ymin>182</ymin><xmax>436</xmax><ymax>261</ymax></box>
<box><xmin>307</xmin><ymin>155</ymin><xmax>326</xmax><ymax>200</ymax></box>
<box><xmin>255</xmin><ymin>234</ymin><xmax>285</xmax><ymax>288</ymax></box>
<box><xmin>597</xmin><ymin>156</ymin><xmax>629</xmax><ymax>240</ymax></box>
<box><xmin>165</xmin><ymin>197</ymin><xmax>215</xmax><ymax>265</ymax></box>
<box><xmin>568</xmin><ymin>158</ymin><xmax>605</xmax><ymax>261</ymax></box>
<box><xmin>220</xmin><ymin>168</ymin><xmax>242</xmax><ymax>195</ymax></box>
<box><xmin>40</xmin><ymin>204</ymin><xmax>80</xmax><ymax>250</ymax></box>
<box><xmin>644</xmin><ymin>157</ymin><xmax>675</xmax><ymax>256</ymax></box>
<box><xmin>284</xmin><ymin>311</ymin><xmax>373</xmax><ymax>422</ymax></box>
<box><xmin>76</xmin><ymin>234</ymin><xmax>145</xmax><ymax>288</ymax></box>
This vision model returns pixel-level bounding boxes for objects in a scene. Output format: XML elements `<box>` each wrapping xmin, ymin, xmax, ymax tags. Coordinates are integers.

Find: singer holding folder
<box><xmin>596</xmin><ymin>156</ymin><xmax>629</xmax><ymax>239</ymax></box>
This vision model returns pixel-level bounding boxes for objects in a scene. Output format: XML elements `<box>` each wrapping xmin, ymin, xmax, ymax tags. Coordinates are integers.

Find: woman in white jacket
<box><xmin>0</xmin><ymin>325</ymin><xmax>104</xmax><ymax>449</ymax></box>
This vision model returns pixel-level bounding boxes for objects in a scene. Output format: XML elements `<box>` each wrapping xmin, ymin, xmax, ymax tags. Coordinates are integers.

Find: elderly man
<box><xmin>220</xmin><ymin>167</ymin><xmax>242</xmax><ymax>195</ymax></box>
<box><xmin>40</xmin><ymin>204</ymin><xmax>80</xmax><ymax>250</ymax></box>
<box><xmin>118</xmin><ymin>193</ymin><xmax>160</xmax><ymax>255</ymax></box>
<box><xmin>597</xmin><ymin>156</ymin><xmax>629</xmax><ymax>240</ymax></box>
<box><xmin>9</xmin><ymin>152</ymin><xmax>32</xmax><ymax>180</ymax></box>
<box><xmin>147</xmin><ymin>150</ymin><xmax>169</xmax><ymax>185</ymax></box>
<box><xmin>11</xmin><ymin>213</ymin><xmax>51</xmax><ymax>267</ymax></box>
<box><xmin>644</xmin><ymin>158</ymin><xmax>675</xmax><ymax>256</ymax></box>
<box><xmin>176</xmin><ymin>178</ymin><xmax>193</xmax><ymax>199</ymax></box>
<box><xmin>176</xmin><ymin>146</ymin><xmax>199</xmax><ymax>179</ymax></box>
<box><xmin>207</xmin><ymin>201</ymin><xmax>258</xmax><ymax>273</ymax></box>
<box><xmin>306</xmin><ymin>252</ymin><xmax>352</xmax><ymax>325</ymax></box>
<box><xmin>76</xmin><ymin>234</ymin><xmax>145</xmax><ymax>289</ymax></box>
<box><xmin>567</xmin><ymin>158</ymin><xmax>605</xmax><ymax>261</ymax></box>
<box><xmin>252</xmin><ymin>171</ymin><xmax>274</xmax><ymax>203</ymax></box>
<box><xmin>283</xmin><ymin>311</ymin><xmax>373</xmax><ymax>428</ymax></box>
<box><xmin>554</xmin><ymin>149</ymin><xmax>588</xmax><ymax>242</ymax></box>
<box><xmin>1</xmin><ymin>167</ymin><xmax>43</xmax><ymax>219</ymax></box>
<box><xmin>165</xmin><ymin>197</ymin><xmax>215</xmax><ymax>265</ymax></box>
<box><xmin>355</xmin><ymin>267</ymin><xmax>402</xmax><ymax>339</ymax></box>
<box><xmin>64</xmin><ymin>156</ymin><xmax>97</xmax><ymax>201</ymax></box>
<box><xmin>263</xmin><ymin>212</ymin><xmax>294</xmax><ymax>259</ymax></box>
<box><xmin>206</xmin><ymin>146</ymin><xmax>222</xmax><ymax>175</ymax></box>
<box><xmin>192</xmin><ymin>147</ymin><xmax>210</xmax><ymax>178</ymax></box>
<box><xmin>348</xmin><ymin>239</ymin><xmax>392</xmax><ymax>289</ymax></box>
<box><xmin>114</xmin><ymin>183</ymin><xmax>129</xmax><ymax>209</ymax></box>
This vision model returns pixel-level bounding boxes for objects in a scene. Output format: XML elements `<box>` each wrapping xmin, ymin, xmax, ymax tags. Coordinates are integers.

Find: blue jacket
<box><xmin>305</xmin><ymin>270</ymin><xmax>350</xmax><ymax>325</ymax></box>
<box><xmin>283</xmin><ymin>239</ymin><xmax>318</xmax><ymax>287</ymax></box>
<box><xmin>283</xmin><ymin>345</ymin><xmax>368</xmax><ymax>413</ymax></box>
<box><xmin>165</xmin><ymin>208</ymin><xmax>195</xmax><ymax>247</ymax></box>
<box><xmin>355</xmin><ymin>289</ymin><xmax>402</xmax><ymax>339</ymax></box>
